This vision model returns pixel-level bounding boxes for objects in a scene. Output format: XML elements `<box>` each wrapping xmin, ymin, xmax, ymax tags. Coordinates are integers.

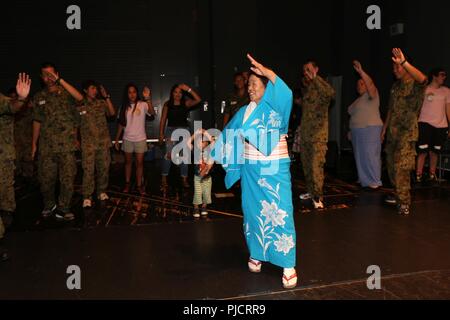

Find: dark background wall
<box><xmin>2</xmin><ymin>0</ymin><xmax>449</xmax><ymax>143</ymax></box>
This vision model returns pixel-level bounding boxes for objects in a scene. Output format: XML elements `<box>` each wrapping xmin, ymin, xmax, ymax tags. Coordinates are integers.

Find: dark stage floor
<box><xmin>1</xmin><ymin>157</ymin><xmax>450</xmax><ymax>300</ymax></box>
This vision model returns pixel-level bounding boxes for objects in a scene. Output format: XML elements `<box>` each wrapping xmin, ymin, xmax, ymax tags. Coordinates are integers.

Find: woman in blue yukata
<box><xmin>204</xmin><ymin>54</ymin><xmax>297</xmax><ymax>289</ymax></box>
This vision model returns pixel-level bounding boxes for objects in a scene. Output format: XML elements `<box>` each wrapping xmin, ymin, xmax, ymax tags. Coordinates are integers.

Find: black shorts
<box><xmin>417</xmin><ymin>122</ymin><xmax>448</xmax><ymax>154</ymax></box>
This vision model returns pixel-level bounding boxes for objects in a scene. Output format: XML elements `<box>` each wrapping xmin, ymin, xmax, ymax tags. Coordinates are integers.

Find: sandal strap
<box><xmin>248</xmin><ymin>259</ymin><xmax>262</xmax><ymax>267</ymax></box>
<box><xmin>283</xmin><ymin>272</ymin><xmax>297</xmax><ymax>282</ymax></box>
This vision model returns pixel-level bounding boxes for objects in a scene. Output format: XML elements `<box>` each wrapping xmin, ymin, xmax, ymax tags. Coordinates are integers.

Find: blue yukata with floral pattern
<box><xmin>212</xmin><ymin>76</ymin><xmax>296</xmax><ymax>268</ymax></box>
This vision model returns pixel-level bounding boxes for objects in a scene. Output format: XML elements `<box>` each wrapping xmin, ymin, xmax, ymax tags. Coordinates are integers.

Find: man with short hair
<box><xmin>381</xmin><ymin>49</ymin><xmax>428</xmax><ymax>216</ymax></box>
<box><xmin>415</xmin><ymin>68</ymin><xmax>450</xmax><ymax>183</ymax></box>
<box><xmin>299</xmin><ymin>60</ymin><xmax>336</xmax><ymax>210</ymax></box>
<box><xmin>32</xmin><ymin>62</ymin><xmax>83</xmax><ymax>221</ymax></box>
<box><xmin>1</xmin><ymin>73</ymin><xmax>31</xmax><ymax>262</ymax></box>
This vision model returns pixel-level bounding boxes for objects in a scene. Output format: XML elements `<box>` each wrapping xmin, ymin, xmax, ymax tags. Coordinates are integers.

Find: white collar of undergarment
<box><xmin>243</xmin><ymin>101</ymin><xmax>258</xmax><ymax>124</ymax></box>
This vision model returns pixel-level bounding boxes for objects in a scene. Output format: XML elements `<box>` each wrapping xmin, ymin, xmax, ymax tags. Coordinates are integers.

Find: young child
<box><xmin>188</xmin><ymin>130</ymin><xmax>214</xmax><ymax>218</ymax></box>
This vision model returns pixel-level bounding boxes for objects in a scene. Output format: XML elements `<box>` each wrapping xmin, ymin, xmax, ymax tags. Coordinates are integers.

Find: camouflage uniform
<box><xmin>386</xmin><ymin>80</ymin><xmax>426</xmax><ymax>206</ymax></box>
<box><xmin>300</xmin><ymin>76</ymin><xmax>335</xmax><ymax>198</ymax></box>
<box><xmin>15</xmin><ymin>105</ymin><xmax>34</xmax><ymax>178</ymax></box>
<box><xmin>0</xmin><ymin>93</ymin><xmax>21</xmax><ymax>239</ymax></box>
<box><xmin>78</xmin><ymin>98</ymin><xmax>112</xmax><ymax>199</ymax></box>
<box><xmin>224</xmin><ymin>92</ymin><xmax>250</xmax><ymax>121</ymax></box>
<box><xmin>32</xmin><ymin>88</ymin><xmax>79</xmax><ymax>212</ymax></box>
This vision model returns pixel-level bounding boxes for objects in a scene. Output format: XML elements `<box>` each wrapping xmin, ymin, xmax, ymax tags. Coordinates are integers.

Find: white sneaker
<box><xmin>193</xmin><ymin>209</ymin><xmax>201</xmax><ymax>219</ymax></box>
<box><xmin>201</xmin><ymin>209</ymin><xmax>208</xmax><ymax>217</ymax></box>
<box><xmin>55</xmin><ymin>211</ymin><xmax>75</xmax><ymax>221</ymax></box>
<box><xmin>98</xmin><ymin>193</ymin><xmax>109</xmax><ymax>201</ymax></box>
<box><xmin>83</xmin><ymin>199</ymin><xmax>92</xmax><ymax>208</ymax></box>
<box><xmin>313</xmin><ymin>198</ymin><xmax>324</xmax><ymax>210</ymax></box>
<box><xmin>282</xmin><ymin>268</ymin><xmax>298</xmax><ymax>289</ymax></box>
<box><xmin>41</xmin><ymin>205</ymin><xmax>57</xmax><ymax>218</ymax></box>
<box><xmin>299</xmin><ymin>193</ymin><xmax>312</xmax><ymax>200</ymax></box>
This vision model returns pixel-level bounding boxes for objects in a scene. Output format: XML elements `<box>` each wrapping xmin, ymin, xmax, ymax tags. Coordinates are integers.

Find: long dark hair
<box><xmin>167</xmin><ymin>84</ymin><xmax>188</xmax><ymax>108</ymax></box>
<box><xmin>118</xmin><ymin>83</ymin><xmax>141</xmax><ymax>127</ymax></box>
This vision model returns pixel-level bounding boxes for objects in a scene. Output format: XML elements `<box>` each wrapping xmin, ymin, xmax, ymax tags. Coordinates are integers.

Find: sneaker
<box><xmin>398</xmin><ymin>204</ymin><xmax>410</xmax><ymax>216</ymax></box>
<box><xmin>193</xmin><ymin>209</ymin><xmax>201</xmax><ymax>219</ymax></box>
<box><xmin>55</xmin><ymin>210</ymin><xmax>75</xmax><ymax>221</ymax></box>
<box><xmin>248</xmin><ymin>258</ymin><xmax>262</xmax><ymax>273</ymax></box>
<box><xmin>282</xmin><ymin>268</ymin><xmax>298</xmax><ymax>289</ymax></box>
<box><xmin>98</xmin><ymin>193</ymin><xmax>109</xmax><ymax>201</ymax></box>
<box><xmin>416</xmin><ymin>174</ymin><xmax>423</xmax><ymax>183</ymax></box>
<box><xmin>201</xmin><ymin>209</ymin><xmax>208</xmax><ymax>217</ymax></box>
<box><xmin>299</xmin><ymin>193</ymin><xmax>312</xmax><ymax>200</ymax></box>
<box><xmin>41</xmin><ymin>205</ymin><xmax>57</xmax><ymax>218</ymax></box>
<box><xmin>82</xmin><ymin>199</ymin><xmax>92</xmax><ymax>208</ymax></box>
<box><xmin>312</xmin><ymin>198</ymin><xmax>324</xmax><ymax>210</ymax></box>
<box><xmin>428</xmin><ymin>174</ymin><xmax>437</xmax><ymax>182</ymax></box>
<box><xmin>384</xmin><ymin>195</ymin><xmax>397</xmax><ymax>205</ymax></box>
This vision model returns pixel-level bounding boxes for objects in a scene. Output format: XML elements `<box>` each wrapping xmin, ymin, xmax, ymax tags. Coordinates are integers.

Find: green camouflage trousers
<box><xmin>82</xmin><ymin>147</ymin><xmax>111</xmax><ymax>199</ymax></box>
<box><xmin>301</xmin><ymin>141</ymin><xmax>328</xmax><ymax>198</ymax></box>
<box><xmin>386</xmin><ymin>140</ymin><xmax>416</xmax><ymax>206</ymax></box>
<box><xmin>0</xmin><ymin>160</ymin><xmax>16</xmax><ymax>213</ymax></box>
<box><xmin>38</xmin><ymin>152</ymin><xmax>77</xmax><ymax>211</ymax></box>
<box><xmin>15</xmin><ymin>145</ymin><xmax>35</xmax><ymax>178</ymax></box>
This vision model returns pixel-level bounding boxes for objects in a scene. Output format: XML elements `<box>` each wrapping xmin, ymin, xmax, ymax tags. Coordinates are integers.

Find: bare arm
<box><xmin>59</xmin><ymin>79</ymin><xmax>84</xmax><ymax>101</ymax></box>
<box><xmin>178</xmin><ymin>84</ymin><xmax>201</xmax><ymax>108</ymax></box>
<box><xmin>99</xmin><ymin>86</ymin><xmax>116</xmax><ymax>117</ymax></box>
<box><xmin>446</xmin><ymin>102</ymin><xmax>450</xmax><ymax>137</ymax></box>
<box><xmin>159</xmin><ymin>103</ymin><xmax>169</xmax><ymax>142</ymax></box>
<box><xmin>353</xmin><ymin>60</ymin><xmax>378</xmax><ymax>99</ymax></box>
<box><xmin>142</xmin><ymin>86</ymin><xmax>156</xmax><ymax>115</ymax></box>
<box><xmin>105</xmin><ymin>98</ymin><xmax>116</xmax><ymax>117</ymax></box>
<box><xmin>247</xmin><ymin>54</ymin><xmax>276</xmax><ymax>83</ymax></box>
<box><xmin>392</xmin><ymin>48</ymin><xmax>427</xmax><ymax>84</ymax></box>
<box><xmin>44</xmin><ymin>70</ymin><xmax>83</xmax><ymax>101</ymax></box>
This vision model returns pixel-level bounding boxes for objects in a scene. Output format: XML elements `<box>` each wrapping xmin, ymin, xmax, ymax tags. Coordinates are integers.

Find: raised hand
<box><xmin>304</xmin><ymin>63</ymin><xmax>317</xmax><ymax>81</ymax></box>
<box><xmin>178</xmin><ymin>83</ymin><xmax>191</xmax><ymax>92</ymax></box>
<box><xmin>114</xmin><ymin>141</ymin><xmax>121</xmax><ymax>152</ymax></box>
<box><xmin>353</xmin><ymin>60</ymin><xmax>363</xmax><ymax>74</ymax></box>
<box><xmin>99</xmin><ymin>85</ymin><xmax>109</xmax><ymax>98</ymax></box>
<box><xmin>16</xmin><ymin>73</ymin><xmax>31</xmax><ymax>100</ymax></box>
<box><xmin>142</xmin><ymin>86</ymin><xmax>152</xmax><ymax>100</ymax></box>
<box><xmin>247</xmin><ymin>54</ymin><xmax>276</xmax><ymax>83</ymax></box>
<box><xmin>43</xmin><ymin>69</ymin><xmax>59</xmax><ymax>82</ymax></box>
<box><xmin>392</xmin><ymin>48</ymin><xmax>406</xmax><ymax>65</ymax></box>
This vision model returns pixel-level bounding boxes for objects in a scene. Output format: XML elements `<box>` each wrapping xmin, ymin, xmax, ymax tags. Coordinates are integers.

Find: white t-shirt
<box><xmin>419</xmin><ymin>86</ymin><xmax>450</xmax><ymax>128</ymax></box>
<box><xmin>348</xmin><ymin>92</ymin><xmax>383</xmax><ymax>129</ymax></box>
<box><xmin>123</xmin><ymin>101</ymin><xmax>149</xmax><ymax>142</ymax></box>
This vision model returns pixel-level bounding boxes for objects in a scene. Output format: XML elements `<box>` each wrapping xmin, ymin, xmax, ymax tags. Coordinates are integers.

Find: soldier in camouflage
<box><xmin>299</xmin><ymin>61</ymin><xmax>336</xmax><ymax>210</ymax></box>
<box><xmin>0</xmin><ymin>73</ymin><xmax>32</xmax><ymax>262</ymax></box>
<box><xmin>15</xmin><ymin>98</ymin><xmax>35</xmax><ymax>181</ymax></box>
<box><xmin>31</xmin><ymin>63</ymin><xmax>83</xmax><ymax>221</ymax></box>
<box><xmin>381</xmin><ymin>49</ymin><xmax>428</xmax><ymax>216</ymax></box>
<box><xmin>77</xmin><ymin>81</ymin><xmax>116</xmax><ymax>208</ymax></box>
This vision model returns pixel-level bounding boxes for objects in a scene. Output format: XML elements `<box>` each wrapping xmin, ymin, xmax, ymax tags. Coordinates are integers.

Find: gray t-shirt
<box><xmin>348</xmin><ymin>92</ymin><xmax>383</xmax><ymax>129</ymax></box>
